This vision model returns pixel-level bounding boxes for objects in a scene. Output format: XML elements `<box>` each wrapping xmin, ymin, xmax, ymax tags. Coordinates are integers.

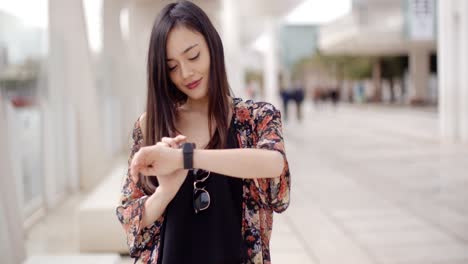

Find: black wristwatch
<box><xmin>182</xmin><ymin>142</ymin><xmax>196</xmax><ymax>169</ymax></box>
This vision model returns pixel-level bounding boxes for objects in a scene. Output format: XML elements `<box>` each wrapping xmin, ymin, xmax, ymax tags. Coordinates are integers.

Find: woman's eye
<box><xmin>189</xmin><ymin>52</ymin><xmax>200</xmax><ymax>61</ymax></box>
<box><xmin>168</xmin><ymin>65</ymin><xmax>177</xmax><ymax>71</ymax></box>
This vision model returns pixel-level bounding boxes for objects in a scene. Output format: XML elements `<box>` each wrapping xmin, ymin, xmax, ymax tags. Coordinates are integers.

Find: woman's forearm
<box><xmin>141</xmin><ymin>188</ymin><xmax>172</xmax><ymax>229</ymax></box>
<box><xmin>193</xmin><ymin>148</ymin><xmax>284</xmax><ymax>179</ymax></box>
<box><xmin>134</xmin><ymin>146</ymin><xmax>285</xmax><ymax>188</ymax></box>
<box><xmin>137</xmin><ymin>147</ymin><xmax>285</xmax><ymax>228</ymax></box>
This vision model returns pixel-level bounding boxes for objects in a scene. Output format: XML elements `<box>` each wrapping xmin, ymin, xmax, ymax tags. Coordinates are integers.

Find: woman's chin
<box><xmin>185</xmin><ymin>89</ymin><xmax>208</xmax><ymax>101</ymax></box>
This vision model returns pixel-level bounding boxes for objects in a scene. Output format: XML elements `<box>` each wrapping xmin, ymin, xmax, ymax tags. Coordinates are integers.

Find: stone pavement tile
<box><xmin>287</xmin><ymin>206</ymin><xmax>374</xmax><ymax>264</ymax></box>
<box><xmin>24</xmin><ymin>254</ymin><xmax>121</xmax><ymax>264</ymax></box>
<box><xmin>330</xmin><ymin>208</ymin><xmax>407</xmax><ymax>220</ymax></box>
<box><xmin>371</xmin><ymin>243</ymin><xmax>468</xmax><ymax>264</ymax></box>
<box><xmin>316</xmin><ymin>195</ymin><xmax>394</xmax><ymax>210</ymax></box>
<box><xmin>353</xmin><ymin>228</ymin><xmax>455</xmax><ymax>247</ymax></box>
<box><xmin>271</xmin><ymin>251</ymin><xmax>316</xmax><ymax>264</ymax></box>
<box><xmin>26</xmin><ymin>195</ymin><xmax>83</xmax><ymax>255</ymax></box>
<box><xmin>421</xmin><ymin>261</ymin><xmax>468</xmax><ymax>264</ymax></box>
<box><xmin>120</xmin><ymin>257</ymin><xmax>134</xmax><ymax>264</ymax></box>
<box><xmin>272</xmin><ymin>213</ymin><xmax>294</xmax><ymax>235</ymax></box>
<box><xmin>338</xmin><ymin>213</ymin><xmax>428</xmax><ymax>233</ymax></box>
<box><xmin>271</xmin><ymin>230</ymin><xmax>303</xmax><ymax>252</ymax></box>
<box><xmin>402</xmin><ymin>200</ymin><xmax>468</xmax><ymax>241</ymax></box>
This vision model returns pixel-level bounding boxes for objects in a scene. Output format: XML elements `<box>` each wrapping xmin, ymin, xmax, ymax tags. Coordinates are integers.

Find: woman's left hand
<box><xmin>130</xmin><ymin>135</ymin><xmax>185</xmax><ymax>180</ymax></box>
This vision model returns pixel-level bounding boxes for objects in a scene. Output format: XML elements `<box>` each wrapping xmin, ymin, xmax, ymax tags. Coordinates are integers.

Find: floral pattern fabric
<box><xmin>116</xmin><ymin>98</ymin><xmax>291</xmax><ymax>264</ymax></box>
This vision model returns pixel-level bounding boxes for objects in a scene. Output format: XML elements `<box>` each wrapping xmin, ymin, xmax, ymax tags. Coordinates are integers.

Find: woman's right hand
<box><xmin>157</xmin><ymin>135</ymin><xmax>189</xmax><ymax>198</ymax></box>
<box><xmin>138</xmin><ymin>135</ymin><xmax>188</xmax><ymax>229</ymax></box>
<box><xmin>132</xmin><ymin>135</ymin><xmax>189</xmax><ymax>198</ymax></box>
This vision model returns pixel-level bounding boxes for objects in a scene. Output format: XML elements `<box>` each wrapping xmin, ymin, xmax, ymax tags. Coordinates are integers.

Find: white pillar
<box><xmin>221</xmin><ymin>0</ymin><xmax>245</xmax><ymax>99</ymax></box>
<box><xmin>102</xmin><ymin>0</ymin><xmax>132</xmax><ymax>155</ymax></box>
<box><xmin>47</xmin><ymin>0</ymin><xmax>74</xmax><ymax>205</ymax></box>
<box><xmin>438</xmin><ymin>0</ymin><xmax>455</xmax><ymax>140</ymax></box>
<box><xmin>263</xmin><ymin>18</ymin><xmax>280</xmax><ymax>106</ymax></box>
<box><xmin>49</xmin><ymin>0</ymin><xmax>107</xmax><ymax>191</ymax></box>
<box><xmin>0</xmin><ymin>96</ymin><xmax>25</xmax><ymax>264</ymax></box>
<box><xmin>127</xmin><ymin>1</ymin><xmax>160</xmax><ymax>118</ymax></box>
<box><xmin>459</xmin><ymin>0</ymin><xmax>468</xmax><ymax>142</ymax></box>
<box><xmin>438</xmin><ymin>0</ymin><xmax>465</xmax><ymax>142</ymax></box>
<box><xmin>409</xmin><ymin>46</ymin><xmax>430</xmax><ymax>105</ymax></box>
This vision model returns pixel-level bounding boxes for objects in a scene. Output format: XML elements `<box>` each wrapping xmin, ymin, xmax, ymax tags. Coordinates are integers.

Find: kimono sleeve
<box><xmin>115</xmin><ymin>118</ymin><xmax>164</xmax><ymax>257</ymax></box>
<box><xmin>253</xmin><ymin>103</ymin><xmax>291</xmax><ymax>213</ymax></box>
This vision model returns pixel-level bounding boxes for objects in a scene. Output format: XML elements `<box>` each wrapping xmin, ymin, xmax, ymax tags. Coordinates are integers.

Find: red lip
<box><xmin>186</xmin><ymin>78</ymin><xmax>202</xmax><ymax>90</ymax></box>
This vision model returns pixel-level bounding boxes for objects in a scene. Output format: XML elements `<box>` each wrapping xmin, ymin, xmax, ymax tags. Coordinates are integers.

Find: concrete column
<box><xmin>102</xmin><ymin>0</ymin><xmax>133</xmax><ymax>155</ymax></box>
<box><xmin>127</xmin><ymin>1</ymin><xmax>160</xmax><ymax>119</ymax></box>
<box><xmin>459</xmin><ymin>0</ymin><xmax>468</xmax><ymax>142</ymax></box>
<box><xmin>221</xmin><ymin>0</ymin><xmax>245</xmax><ymax>99</ymax></box>
<box><xmin>0</xmin><ymin>96</ymin><xmax>25</xmax><ymax>264</ymax></box>
<box><xmin>372</xmin><ymin>58</ymin><xmax>382</xmax><ymax>102</ymax></box>
<box><xmin>263</xmin><ymin>18</ymin><xmax>280</xmax><ymax>106</ymax></box>
<box><xmin>127</xmin><ymin>3</ymin><xmax>152</xmax><ymax>92</ymax></box>
<box><xmin>438</xmin><ymin>0</ymin><xmax>460</xmax><ymax>142</ymax></box>
<box><xmin>409</xmin><ymin>46</ymin><xmax>430</xmax><ymax>105</ymax></box>
<box><xmin>46</xmin><ymin>0</ymin><xmax>74</xmax><ymax>205</ymax></box>
<box><xmin>49</xmin><ymin>0</ymin><xmax>107</xmax><ymax>191</ymax></box>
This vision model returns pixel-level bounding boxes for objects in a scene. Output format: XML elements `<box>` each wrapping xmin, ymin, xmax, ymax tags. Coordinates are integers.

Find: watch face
<box><xmin>183</xmin><ymin>142</ymin><xmax>195</xmax><ymax>153</ymax></box>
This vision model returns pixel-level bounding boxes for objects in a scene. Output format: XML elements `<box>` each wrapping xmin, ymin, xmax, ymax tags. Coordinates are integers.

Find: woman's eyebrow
<box><xmin>182</xmin><ymin>43</ymin><xmax>198</xmax><ymax>54</ymax></box>
<box><xmin>167</xmin><ymin>44</ymin><xmax>199</xmax><ymax>61</ymax></box>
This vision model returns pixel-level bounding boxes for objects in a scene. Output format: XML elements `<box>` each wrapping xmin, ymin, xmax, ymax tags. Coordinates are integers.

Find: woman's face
<box><xmin>166</xmin><ymin>26</ymin><xmax>211</xmax><ymax>101</ymax></box>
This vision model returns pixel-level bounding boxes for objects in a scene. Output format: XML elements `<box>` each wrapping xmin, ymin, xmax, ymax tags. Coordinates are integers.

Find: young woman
<box><xmin>116</xmin><ymin>1</ymin><xmax>290</xmax><ymax>263</ymax></box>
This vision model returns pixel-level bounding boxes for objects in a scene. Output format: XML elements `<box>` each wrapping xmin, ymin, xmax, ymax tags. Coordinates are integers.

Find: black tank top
<box><xmin>157</xmin><ymin>120</ymin><xmax>243</xmax><ymax>264</ymax></box>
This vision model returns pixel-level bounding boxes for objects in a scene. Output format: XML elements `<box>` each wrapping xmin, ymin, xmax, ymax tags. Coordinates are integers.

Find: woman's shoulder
<box><xmin>233</xmin><ymin>97</ymin><xmax>280</xmax><ymax>116</ymax></box>
<box><xmin>132</xmin><ymin>112</ymin><xmax>147</xmax><ymax>142</ymax></box>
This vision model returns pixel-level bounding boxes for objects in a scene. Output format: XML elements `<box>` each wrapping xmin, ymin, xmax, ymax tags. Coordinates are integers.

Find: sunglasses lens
<box><xmin>193</xmin><ymin>190</ymin><xmax>210</xmax><ymax>213</ymax></box>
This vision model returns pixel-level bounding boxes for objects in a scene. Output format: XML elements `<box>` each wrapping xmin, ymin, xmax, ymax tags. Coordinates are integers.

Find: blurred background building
<box><xmin>1</xmin><ymin>0</ymin><xmax>468</xmax><ymax>263</ymax></box>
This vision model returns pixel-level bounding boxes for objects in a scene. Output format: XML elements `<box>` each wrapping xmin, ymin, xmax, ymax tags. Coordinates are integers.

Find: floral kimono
<box><xmin>116</xmin><ymin>98</ymin><xmax>291</xmax><ymax>263</ymax></box>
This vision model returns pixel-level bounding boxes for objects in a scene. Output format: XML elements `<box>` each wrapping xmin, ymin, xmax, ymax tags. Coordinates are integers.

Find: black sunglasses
<box><xmin>192</xmin><ymin>169</ymin><xmax>211</xmax><ymax>214</ymax></box>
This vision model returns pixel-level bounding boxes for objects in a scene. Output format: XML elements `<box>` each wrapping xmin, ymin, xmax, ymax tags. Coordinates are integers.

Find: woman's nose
<box><xmin>180</xmin><ymin>63</ymin><xmax>194</xmax><ymax>79</ymax></box>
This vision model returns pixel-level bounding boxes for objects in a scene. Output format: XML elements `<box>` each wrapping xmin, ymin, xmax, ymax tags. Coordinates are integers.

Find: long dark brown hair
<box><xmin>142</xmin><ymin>1</ymin><xmax>232</xmax><ymax>193</ymax></box>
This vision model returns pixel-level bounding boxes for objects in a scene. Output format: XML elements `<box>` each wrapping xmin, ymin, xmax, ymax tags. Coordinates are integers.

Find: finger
<box><xmin>130</xmin><ymin>158</ymin><xmax>141</xmax><ymax>183</ymax></box>
<box><xmin>176</xmin><ymin>139</ymin><xmax>187</xmax><ymax>148</ymax></box>
<box><xmin>162</xmin><ymin>137</ymin><xmax>178</xmax><ymax>148</ymax></box>
<box><xmin>130</xmin><ymin>148</ymin><xmax>147</xmax><ymax>182</ymax></box>
<box><xmin>130</xmin><ymin>152</ymin><xmax>138</xmax><ymax>178</ymax></box>
<box><xmin>130</xmin><ymin>161</ymin><xmax>139</xmax><ymax>183</ymax></box>
<box><xmin>161</xmin><ymin>137</ymin><xmax>176</xmax><ymax>148</ymax></box>
<box><xmin>173</xmin><ymin>135</ymin><xmax>187</xmax><ymax>145</ymax></box>
<box><xmin>174</xmin><ymin>135</ymin><xmax>186</xmax><ymax>141</ymax></box>
<box><xmin>161</xmin><ymin>137</ymin><xmax>174</xmax><ymax>146</ymax></box>
<box><xmin>131</xmin><ymin>171</ymin><xmax>140</xmax><ymax>184</ymax></box>
<box><xmin>156</xmin><ymin>142</ymin><xmax>169</xmax><ymax>147</ymax></box>
<box><xmin>139</xmin><ymin>166</ymin><xmax>153</xmax><ymax>176</ymax></box>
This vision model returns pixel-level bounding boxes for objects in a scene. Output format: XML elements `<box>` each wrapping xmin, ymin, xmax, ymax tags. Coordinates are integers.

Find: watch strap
<box><xmin>182</xmin><ymin>142</ymin><xmax>195</xmax><ymax>169</ymax></box>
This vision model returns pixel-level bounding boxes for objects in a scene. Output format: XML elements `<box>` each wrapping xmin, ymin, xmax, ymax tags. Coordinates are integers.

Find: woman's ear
<box><xmin>139</xmin><ymin>112</ymin><xmax>148</xmax><ymax>143</ymax></box>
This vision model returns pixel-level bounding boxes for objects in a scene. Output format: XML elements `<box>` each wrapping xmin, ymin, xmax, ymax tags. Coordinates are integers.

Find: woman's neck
<box><xmin>184</xmin><ymin>96</ymin><xmax>209</xmax><ymax>114</ymax></box>
<box><xmin>181</xmin><ymin>96</ymin><xmax>233</xmax><ymax>117</ymax></box>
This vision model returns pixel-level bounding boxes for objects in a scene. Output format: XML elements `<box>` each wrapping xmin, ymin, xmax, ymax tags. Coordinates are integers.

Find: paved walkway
<box><xmin>26</xmin><ymin>102</ymin><xmax>468</xmax><ymax>264</ymax></box>
<box><xmin>272</xmin><ymin>102</ymin><xmax>468</xmax><ymax>263</ymax></box>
